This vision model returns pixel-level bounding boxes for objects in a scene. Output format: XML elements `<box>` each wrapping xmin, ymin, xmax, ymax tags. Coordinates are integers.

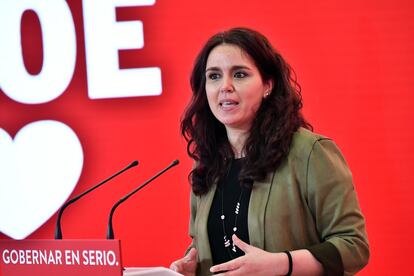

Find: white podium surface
<box><xmin>123</xmin><ymin>267</ymin><xmax>183</xmax><ymax>276</ymax></box>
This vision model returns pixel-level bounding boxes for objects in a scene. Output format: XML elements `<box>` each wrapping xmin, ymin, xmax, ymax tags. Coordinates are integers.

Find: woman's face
<box><xmin>205</xmin><ymin>44</ymin><xmax>272</xmax><ymax>132</ymax></box>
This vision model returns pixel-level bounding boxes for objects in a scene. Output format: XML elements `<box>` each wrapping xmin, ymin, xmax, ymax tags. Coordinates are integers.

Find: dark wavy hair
<box><xmin>181</xmin><ymin>27</ymin><xmax>312</xmax><ymax>195</ymax></box>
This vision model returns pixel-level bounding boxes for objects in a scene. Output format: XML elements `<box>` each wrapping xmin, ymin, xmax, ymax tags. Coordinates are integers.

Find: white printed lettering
<box><xmin>107</xmin><ymin>250</ymin><xmax>116</xmax><ymax>266</ymax></box>
<box><xmin>66</xmin><ymin>249</ymin><xmax>80</xmax><ymax>265</ymax></box>
<box><xmin>80</xmin><ymin>250</ymin><xmax>117</xmax><ymax>266</ymax></box>
<box><xmin>32</xmin><ymin>250</ymin><xmax>39</xmax><ymax>264</ymax></box>
<box><xmin>83</xmin><ymin>0</ymin><xmax>162</xmax><ymax>99</ymax></box>
<box><xmin>95</xmin><ymin>250</ymin><xmax>103</xmax><ymax>265</ymax></box>
<box><xmin>25</xmin><ymin>250</ymin><xmax>32</xmax><ymax>264</ymax></box>
<box><xmin>39</xmin><ymin>250</ymin><xmax>47</xmax><ymax>264</ymax></box>
<box><xmin>0</xmin><ymin>0</ymin><xmax>76</xmax><ymax>104</ymax></box>
<box><xmin>10</xmin><ymin>250</ymin><xmax>18</xmax><ymax>264</ymax></box>
<box><xmin>2</xmin><ymin>249</ymin><xmax>10</xmax><ymax>264</ymax></box>
<box><xmin>82</xmin><ymin>250</ymin><xmax>88</xmax><ymax>265</ymax></box>
<box><xmin>19</xmin><ymin>250</ymin><xmax>25</xmax><ymax>264</ymax></box>
<box><xmin>1</xmin><ymin>249</ymin><xmax>66</xmax><ymax>265</ymax></box>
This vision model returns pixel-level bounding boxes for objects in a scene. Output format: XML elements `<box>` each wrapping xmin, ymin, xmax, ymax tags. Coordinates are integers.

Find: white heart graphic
<box><xmin>0</xmin><ymin>120</ymin><xmax>83</xmax><ymax>239</ymax></box>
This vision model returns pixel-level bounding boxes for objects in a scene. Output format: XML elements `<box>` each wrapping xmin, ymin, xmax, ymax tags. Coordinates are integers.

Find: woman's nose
<box><xmin>220</xmin><ymin>76</ymin><xmax>234</xmax><ymax>93</ymax></box>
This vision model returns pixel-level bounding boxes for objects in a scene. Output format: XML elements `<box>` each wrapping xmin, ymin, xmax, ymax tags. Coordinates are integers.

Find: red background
<box><xmin>1</xmin><ymin>0</ymin><xmax>413</xmax><ymax>275</ymax></box>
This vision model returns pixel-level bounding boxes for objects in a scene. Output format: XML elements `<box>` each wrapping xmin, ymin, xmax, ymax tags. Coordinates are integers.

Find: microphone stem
<box><xmin>55</xmin><ymin>160</ymin><xmax>138</xmax><ymax>239</ymax></box>
<box><xmin>107</xmin><ymin>160</ymin><xmax>179</xmax><ymax>239</ymax></box>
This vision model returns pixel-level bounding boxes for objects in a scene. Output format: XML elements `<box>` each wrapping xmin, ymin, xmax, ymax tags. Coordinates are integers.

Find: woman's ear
<box><xmin>266</xmin><ymin>79</ymin><xmax>274</xmax><ymax>92</ymax></box>
<box><xmin>263</xmin><ymin>79</ymin><xmax>274</xmax><ymax>98</ymax></box>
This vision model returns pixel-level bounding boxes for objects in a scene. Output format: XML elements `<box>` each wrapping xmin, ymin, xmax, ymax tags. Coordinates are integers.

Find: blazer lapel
<box><xmin>248</xmin><ymin>172</ymin><xmax>274</xmax><ymax>249</ymax></box>
<box><xmin>196</xmin><ymin>183</ymin><xmax>217</xmax><ymax>271</ymax></box>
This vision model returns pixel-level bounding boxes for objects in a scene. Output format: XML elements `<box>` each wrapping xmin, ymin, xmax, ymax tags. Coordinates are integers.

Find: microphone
<box><xmin>54</xmin><ymin>160</ymin><xmax>139</xmax><ymax>239</ymax></box>
<box><xmin>106</xmin><ymin>159</ymin><xmax>179</xmax><ymax>239</ymax></box>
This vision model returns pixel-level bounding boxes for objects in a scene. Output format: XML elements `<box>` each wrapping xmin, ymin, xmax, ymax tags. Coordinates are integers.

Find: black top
<box><xmin>207</xmin><ymin>158</ymin><xmax>252</xmax><ymax>265</ymax></box>
<box><xmin>207</xmin><ymin>158</ymin><xmax>344</xmax><ymax>275</ymax></box>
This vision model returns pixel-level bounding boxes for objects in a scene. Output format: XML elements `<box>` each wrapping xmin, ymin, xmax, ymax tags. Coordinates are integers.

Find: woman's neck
<box><xmin>225</xmin><ymin>127</ymin><xmax>250</xmax><ymax>159</ymax></box>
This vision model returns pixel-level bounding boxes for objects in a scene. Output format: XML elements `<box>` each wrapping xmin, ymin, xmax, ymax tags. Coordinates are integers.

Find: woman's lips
<box><xmin>219</xmin><ymin>100</ymin><xmax>239</xmax><ymax>110</ymax></box>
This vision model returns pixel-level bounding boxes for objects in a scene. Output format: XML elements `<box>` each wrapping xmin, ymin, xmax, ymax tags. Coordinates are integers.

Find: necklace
<box><xmin>220</xmin><ymin>187</ymin><xmax>244</xmax><ymax>256</ymax></box>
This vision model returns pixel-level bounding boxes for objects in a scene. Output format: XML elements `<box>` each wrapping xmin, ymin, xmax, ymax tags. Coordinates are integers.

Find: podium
<box><xmin>0</xmin><ymin>239</ymin><xmax>182</xmax><ymax>276</ymax></box>
<box><xmin>124</xmin><ymin>267</ymin><xmax>182</xmax><ymax>275</ymax></box>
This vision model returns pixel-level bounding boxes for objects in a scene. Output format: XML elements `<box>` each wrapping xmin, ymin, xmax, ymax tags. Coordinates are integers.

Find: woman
<box><xmin>171</xmin><ymin>27</ymin><xmax>369</xmax><ymax>275</ymax></box>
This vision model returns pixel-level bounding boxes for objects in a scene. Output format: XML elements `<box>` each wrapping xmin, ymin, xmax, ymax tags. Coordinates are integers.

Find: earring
<box><xmin>264</xmin><ymin>91</ymin><xmax>270</xmax><ymax>98</ymax></box>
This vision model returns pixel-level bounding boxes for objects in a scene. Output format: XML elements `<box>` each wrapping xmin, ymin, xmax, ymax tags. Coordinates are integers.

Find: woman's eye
<box><xmin>208</xmin><ymin>73</ymin><xmax>220</xmax><ymax>80</ymax></box>
<box><xmin>234</xmin><ymin>71</ymin><xmax>247</xmax><ymax>78</ymax></box>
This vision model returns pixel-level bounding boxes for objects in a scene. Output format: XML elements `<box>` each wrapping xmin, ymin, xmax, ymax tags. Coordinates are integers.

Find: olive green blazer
<box><xmin>188</xmin><ymin>128</ymin><xmax>369</xmax><ymax>276</ymax></box>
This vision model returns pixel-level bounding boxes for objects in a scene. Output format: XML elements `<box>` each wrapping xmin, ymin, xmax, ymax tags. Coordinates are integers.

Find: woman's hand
<box><xmin>170</xmin><ymin>247</ymin><xmax>198</xmax><ymax>276</ymax></box>
<box><xmin>210</xmin><ymin>235</ymin><xmax>289</xmax><ymax>276</ymax></box>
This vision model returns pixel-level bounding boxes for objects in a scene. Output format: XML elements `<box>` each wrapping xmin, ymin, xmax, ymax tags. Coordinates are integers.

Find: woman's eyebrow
<box><xmin>205</xmin><ymin>65</ymin><xmax>251</xmax><ymax>72</ymax></box>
